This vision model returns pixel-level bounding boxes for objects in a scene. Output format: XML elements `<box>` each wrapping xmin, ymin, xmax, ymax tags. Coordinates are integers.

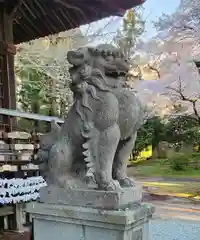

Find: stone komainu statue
<box><xmin>35</xmin><ymin>44</ymin><xmax>146</xmax><ymax>191</ymax></box>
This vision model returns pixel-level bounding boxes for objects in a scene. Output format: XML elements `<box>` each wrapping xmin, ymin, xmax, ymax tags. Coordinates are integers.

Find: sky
<box><xmin>142</xmin><ymin>0</ymin><xmax>181</xmax><ymax>38</ymax></box>
<box><xmin>81</xmin><ymin>0</ymin><xmax>181</xmax><ymax>44</ymax></box>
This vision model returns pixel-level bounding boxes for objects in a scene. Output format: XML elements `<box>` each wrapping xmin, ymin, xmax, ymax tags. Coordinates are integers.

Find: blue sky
<box><xmin>81</xmin><ymin>0</ymin><xmax>181</xmax><ymax>44</ymax></box>
<box><xmin>143</xmin><ymin>0</ymin><xmax>181</xmax><ymax>38</ymax></box>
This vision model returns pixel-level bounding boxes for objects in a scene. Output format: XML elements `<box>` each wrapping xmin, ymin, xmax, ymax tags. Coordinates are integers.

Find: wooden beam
<box><xmin>0</xmin><ymin>41</ymin><xmax>7</xmax><ymax>54</ymax></box>
<box><xmin>7</xmin><ymin>43</ymin><xmax>16</xmax><ymax>55</ymax></box>
<box><xmin>6</xmin><ymin>0</ymin><xmax>24</xmax><ymax>18</ymax></box>
<box><xmin>0</xmin><ymin>108</ymin><xmax>64</xmax><ymax>123</ymax></box>
<box><xmin>0</xmin><ymin>206</ymin><xmax>14</xmax><ymax>217</ymax></box>
<box><xmin>2</xmin><ymin>10</ymin><xmax>16</xmax><ymax>129</ymax></box>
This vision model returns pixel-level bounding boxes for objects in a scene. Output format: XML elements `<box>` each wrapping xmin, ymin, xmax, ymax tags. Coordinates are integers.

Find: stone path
<box><xmin>147</xmin><ymin>197</ymin><xmax>200</xmax><ymax>239</ymax></box>
<box><xmin>150</xmin><ymin>219</ymin><xmax>200</xmax><ymax>240</ymax></box>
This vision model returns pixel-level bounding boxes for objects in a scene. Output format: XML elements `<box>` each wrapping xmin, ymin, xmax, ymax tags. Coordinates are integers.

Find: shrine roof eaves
<box><xmin>3</xmin><ymin>0</ymin><xmax>145</xmax><ymax>44</ymax></box>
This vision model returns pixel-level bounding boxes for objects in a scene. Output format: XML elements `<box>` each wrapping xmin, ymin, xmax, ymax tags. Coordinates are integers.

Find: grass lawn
<box><xmin>128</xmin><ymin>159</ymin><xmax>200</xmax><ymax>178</ymax></box>
<box><xmin>150</xmin><ymin>183</ymin><xmax>200</xmax><ymax>196</ymax></box>
<box><xmin>128</xmin><ymin>159</ymin><xmax>200</xmax><ymax>197</ymax></box>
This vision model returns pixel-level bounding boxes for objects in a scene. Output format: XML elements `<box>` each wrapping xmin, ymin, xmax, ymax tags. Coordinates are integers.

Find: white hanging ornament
<box><xmin>0</xmin><ymin>176</ymin><xmax>47</xmax><ymax>204</ymax></box>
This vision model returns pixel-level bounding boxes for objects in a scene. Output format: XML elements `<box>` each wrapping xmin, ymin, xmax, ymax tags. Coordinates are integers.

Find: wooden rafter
<box><xmin>2</xmin><ymin>0</ymin><xmax>145</xmax><ymax>44</ymax></box>
<box><xmin>7</xmin><ymin>0</ymin><xmax>24</xmax><ymax>17</ymax></box>
<box><xmin>54</xmin><ymin>0</ymin><xmax>88</xmax><ymax>23</ymax></box>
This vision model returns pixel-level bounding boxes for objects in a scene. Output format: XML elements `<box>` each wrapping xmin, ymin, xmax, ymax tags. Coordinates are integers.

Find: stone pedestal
<box><xmin>38</xmin><ymin>184</ymin><xmax>143</xmax><ymax>210</ymax></box>
<box><xmin>27</xmin><ymin>186</ymin><xmax>154</xmax><ymax>240</ymax></box>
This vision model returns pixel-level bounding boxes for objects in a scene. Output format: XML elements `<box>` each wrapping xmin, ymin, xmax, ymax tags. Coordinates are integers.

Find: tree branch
<box><xmin>147</xmin><ymin>64</ymin><xmax>160</xmax><ymax>78</ymax></box>
<box><xmin>166</xmin><ymin>79</ymin><xmax>200</xmax><ymax>124</ymax></box>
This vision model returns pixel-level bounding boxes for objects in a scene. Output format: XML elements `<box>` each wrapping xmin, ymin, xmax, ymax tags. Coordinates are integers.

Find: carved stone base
<box><xmin>39</xmin><ymin>184</ymin><xmax>142</xmax><ymax>210</ymax></box>
<box><xmin>26</xmin><ymin>202</ymin><xmax>154</xmax><ymax>240</ymax></box>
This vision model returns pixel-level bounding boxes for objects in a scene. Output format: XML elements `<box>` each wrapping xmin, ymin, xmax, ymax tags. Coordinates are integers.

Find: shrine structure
<box><xmin>0</xmin><ymin>1</ymin><xmax>146</xmax><ymax>237</ymax></box>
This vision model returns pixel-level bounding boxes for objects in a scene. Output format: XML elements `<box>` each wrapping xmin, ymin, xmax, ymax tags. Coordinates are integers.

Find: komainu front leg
<box><xmin>112</xmin><ymin>132</ymin><xmax>137</xmax><ymax>188</ymax></box>
<box><xmin>95</xmin><ymin>124</ymin><xmax>121</xmax><ymax>191</ymax></box>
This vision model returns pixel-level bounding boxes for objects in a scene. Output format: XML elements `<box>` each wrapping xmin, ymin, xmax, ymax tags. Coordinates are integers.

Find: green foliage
<box><xmin>133</xmin><ymin>116</ymin><xmax>166</xmax><ymax>158</ymax></box>
<box><xmin>168</xmin><ymin>152</ymin><xmax>189</xmax><ymax>171</ymax></box>
<box><xmin>15</xmin><ymin>35</ymin><xmax>78</xmax><ymax>118</ymax></box>
<box><xmin>167</xmin><ymin>150</ymin><xmax>200</xmax><ymax>171</ymax></box>
<box><xmin>134</xmin><ymin>123</ymin><xmax>153</xmax><ymax>155</ymax></box>
<box><xmin>191</xmin><ymin>152</ymin><xmax>200</xmax><ymax>159</ymax></box>
<box><xmin>149</xmin><ymin>117</ymin><xmax>167</xmax><ymax>148</ymax></box>
<box><xmin>16</xmin><ymin>58</ymin><xmax>55</xmax><ymax>132</ymax></box>
<box><xmin>165</xmin><ymin>116</ymin><xmax>200</xmax><ymax>149</ymax></box>
<box><xmin>114</xmin><ymin>7</ymin><xmax>145</xmax><ymax>59</ymax></box>
<box><xmin>134</xmin><ymin>115</ymin><xmax>200</xmax><ymax>158</ymax></box>
<box><xmin>16</xmin><ymin>59</ymin><xmax>50</xmax><ymax>114</ymax></box>
<box><xmin>191</xmin><ymin>152</ymin><xmax>200</xmax><ymax>170</ymax></box>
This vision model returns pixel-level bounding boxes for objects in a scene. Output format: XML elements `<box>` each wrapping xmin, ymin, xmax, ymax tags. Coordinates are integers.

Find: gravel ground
<box><xmin>150</xmin><ymin>219</ymin><xmax>200</xmax><ymax>240</ymax></box>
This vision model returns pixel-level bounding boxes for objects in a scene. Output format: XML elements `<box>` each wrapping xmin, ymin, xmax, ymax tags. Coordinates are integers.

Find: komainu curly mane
<box><xmin>73</xmin><ymin>67</ymin><xmax>112</xmax><ymax>178</ymax></box>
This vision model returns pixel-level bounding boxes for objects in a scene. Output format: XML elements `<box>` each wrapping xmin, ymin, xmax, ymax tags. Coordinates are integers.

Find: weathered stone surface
<box><xmin>39</xmin><ymin>184</ymin><xmax>142</xmax><ymax>210</ymax></box>
<box><xmin>28</xmin><ymin>40</ymin><xmax>153</xmax><ymax>240</ymax></box>
<box><xmin>26</xmin><ymin>202</ymin><xmax>155</xmax><ymax>240</ymax></box>
<box><xmin>34</xmin><ymin>44</ymin><xmax>146</xmax><ymax>192</ymax></box>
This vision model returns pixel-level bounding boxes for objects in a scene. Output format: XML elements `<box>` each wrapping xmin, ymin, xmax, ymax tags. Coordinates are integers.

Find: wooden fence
<box><xmin>0</xmin><ymin>108</ymin><xmax>63</xmax><ymax>234</ymax></box>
